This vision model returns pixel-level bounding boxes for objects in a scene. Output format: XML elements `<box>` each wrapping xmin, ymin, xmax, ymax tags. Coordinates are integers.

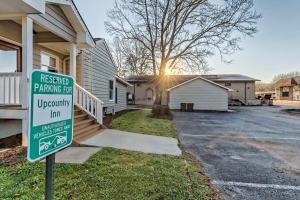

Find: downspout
<box><xmin>133</xmin><ymin>82</ymin><xmax>136</xmax><ymax>105</ymax></box>
<box><xmin>62</xmin><ymin>57</ymin><xmax>69</xmax><ymax>75</ymax></box>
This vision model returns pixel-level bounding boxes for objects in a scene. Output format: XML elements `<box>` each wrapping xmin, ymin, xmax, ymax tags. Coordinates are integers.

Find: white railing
<box><xmin>0</xmin><ymin>72</ymin><xmax>21</xmax><ymax>105</ymax></box>
<box><xmin>75</xmin><ymin>83</ymin><xmax>104</xmax><ymax>124</ymax></box>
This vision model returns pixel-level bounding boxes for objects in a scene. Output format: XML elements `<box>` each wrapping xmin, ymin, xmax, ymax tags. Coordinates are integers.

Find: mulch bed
<box><xmin>0</xmin><ymin>146</ymin><xmax>27</xmax><ymax>164</ymax></box>
<box><xmin>0</xmin><ymin>134</ymin><xmax>26</xmax><ymax>164</ymax></box>
<box><xmin>0</xmin><ymin>134</ymin><xmax>22</xmax><ymax>148</ymax></box>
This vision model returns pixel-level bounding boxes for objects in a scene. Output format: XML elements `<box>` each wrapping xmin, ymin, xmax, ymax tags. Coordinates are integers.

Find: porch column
<box><xmin>21</xmin><ymin>16</ymin><xmax>33</xmax><ymax>146</ymax></box>
<box><xmin>69</xmin><ymin>43</ymin><xmax>77</xmax><ymax>83</ymax></box>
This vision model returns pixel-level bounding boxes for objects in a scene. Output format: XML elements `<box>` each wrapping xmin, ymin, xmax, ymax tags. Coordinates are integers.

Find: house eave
<box><xmin>116</xmin><ymin>76</ymin><xmax>133</xmax><ymax>87</ymax></box>
<box><xmin>50</xmin><ymin>0</ymin><xmax>95</xmax><ymax>48</ymax></box>
<box><xmin>0</xmin><ymin>0</ymin><xmax>46</xmax><ymax>15</ymax></box>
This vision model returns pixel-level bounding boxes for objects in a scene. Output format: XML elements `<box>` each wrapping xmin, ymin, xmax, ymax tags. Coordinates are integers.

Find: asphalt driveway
<box><xmin>173</xmin><ymin>106</ymin><xmax>300</xmax><ymax>200</ymax></box>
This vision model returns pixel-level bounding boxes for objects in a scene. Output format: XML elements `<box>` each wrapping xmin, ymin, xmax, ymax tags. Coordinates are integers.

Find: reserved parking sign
<box><xmin>28</xmin><ymin>70</ymin><xmax>74</xmax><ymax>162</ymax></box>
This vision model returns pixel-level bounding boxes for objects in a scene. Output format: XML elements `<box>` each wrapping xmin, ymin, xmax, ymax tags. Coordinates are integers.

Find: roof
<box><xmin>274</xmin><ymin>77</ymin><xmax>298</xmax><ymax>87</ymax></box>
<box><xmin>208</xmin><ymin>74</ymin><xmax>260</xmax><ymax>82</ymax></box>
<box><xmin>94</xmin><ymin>38</ymin><xmax>104</xmax><ymax>42</ymax></box>
<box><xmin>293</xmin><ymin>76</ymin><xmax>300</xmax><ymax>85</ymax></box>
<box><xmin>116</xmin><ymin>76</ymin><xmax>133</xmax><ymax>87</ymax></box>
<box><xmin>166</xmin><ymin>76</ymin><xmax>232</xmax><ymax>92</ymax></box>
<box><xmin>126</xmin><ymin>74</ymin><xmax>260</xmax><ymax>89</ymax></box>
<box><xmin>127</xmin><ymin>74</ymin><xmax>259</xmax><ymax>82</ymax></box>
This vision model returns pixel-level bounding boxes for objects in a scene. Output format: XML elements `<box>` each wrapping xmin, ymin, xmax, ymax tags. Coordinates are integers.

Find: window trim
<box><xmin>41</xmin><ymin>51</ymin><xmax>59</xmax><ymax>72</ymax></box>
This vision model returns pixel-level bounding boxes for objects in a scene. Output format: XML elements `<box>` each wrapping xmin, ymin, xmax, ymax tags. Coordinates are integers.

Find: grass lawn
<box><xmin>111</xmin><ymin>109</ymin><xmax>177</xmax><ymax>138</ymax></box>
<box><xmin>0</xmin><ymin>148</ymin><xmax>218</xmax><ymax>200</ymax></box>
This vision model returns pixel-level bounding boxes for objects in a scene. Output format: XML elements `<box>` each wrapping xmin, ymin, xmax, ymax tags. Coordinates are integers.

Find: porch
<box><xmin>0</xmin><ymin>1</ymin><xmax>102</xmax><ymax>145</ymax></box>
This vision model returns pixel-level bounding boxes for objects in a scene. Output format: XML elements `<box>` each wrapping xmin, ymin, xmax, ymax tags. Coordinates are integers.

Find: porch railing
<box><xmin>75</xmin><ymin>83</ymin><xmax>104</xmax><ymax>124</ymax></box>
<box><xmin>0</xmin><ymin>72</ymin><xmax>21</xmax><ymax>105</ymax></box>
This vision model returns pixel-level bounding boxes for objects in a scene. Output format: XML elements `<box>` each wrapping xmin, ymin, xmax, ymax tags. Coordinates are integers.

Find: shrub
<box><xmin>151</xmin><ymin>105</ymin><xmax>172</xmax><ymax>119</ymax></box>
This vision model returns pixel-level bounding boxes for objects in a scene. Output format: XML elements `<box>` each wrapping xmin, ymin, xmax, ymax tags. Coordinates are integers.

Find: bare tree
<box><xmin>106</xmin><ymin>0</ymin><xmax>261</xmax><ymax>105</ymax></box>
<box><xmin>272</xmin><ymin>71</ymin><xmax>300</xmax><ymax>83</ymax></box>
<box><xmin>110</xmin><ymin>37</ymin><xmax>152</xmax><ymax>76</ymax></box>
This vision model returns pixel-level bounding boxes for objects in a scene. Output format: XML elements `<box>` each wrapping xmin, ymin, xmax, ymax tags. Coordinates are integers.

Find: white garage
<box><xmin>167</xmin><ymin>76</ymin><xmax>231</xmax><ymax>111</ymax></box>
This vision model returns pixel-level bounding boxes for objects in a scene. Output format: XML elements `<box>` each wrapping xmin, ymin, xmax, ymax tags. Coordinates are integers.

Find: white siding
<box><xmin>115</xmin><ymin>81</ymin><xmax>128</xmax><ymax>112</ymax></box>
<box><xmin>33</xmin><ymin>44</ymin><xmax>65</xmax><ymax>71</ymax></box>
<box><xmin>31</xmin><ymin>4</ymin><xmax>77</xmax><ymax>42</ymax></box>
<box><xmin>81</xmin><ymin>40</ymin><xmax>117</xmax><ymax>113</ymax></box>
<box><xmin>169</xmin><ymin>78</ymin><xmax>228</xmax><ymax>111</ymax></box>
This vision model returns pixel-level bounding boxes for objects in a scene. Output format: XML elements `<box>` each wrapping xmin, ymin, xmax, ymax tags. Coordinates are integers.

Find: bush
<box><xmin>151</xmin><ymin>105</ymin><xmax>172</xmax><ymax>119</ymax></box>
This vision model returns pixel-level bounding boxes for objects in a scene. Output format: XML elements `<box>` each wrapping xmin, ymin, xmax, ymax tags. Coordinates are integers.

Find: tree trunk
<box><xmin>154</xmin><ymin>60</ymin><xmax>167</xmax><ymax>105</ymax></box>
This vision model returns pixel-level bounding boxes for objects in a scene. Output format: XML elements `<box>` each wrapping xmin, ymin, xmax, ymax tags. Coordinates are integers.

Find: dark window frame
<box><xmin>115</xmin><ymin>87</ymin><xmax>118</xmax><ymax>104</ymax></box>
<box><xmin>109</xmin><ymin>80</ymin><xmax>114</xmax><ymax>100</ymax></box>
<box><xmin>282</xmin><ymin>91</ymin><xmax>289</xmax><ymax>97</ymax></box>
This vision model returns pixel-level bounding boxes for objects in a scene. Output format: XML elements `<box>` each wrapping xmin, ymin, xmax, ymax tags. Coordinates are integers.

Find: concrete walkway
<box><xmin>42</xmin><ymin>147</ymin><xmax>101</xmax><ymax>164</ymax></box>
<box><xmin>80</xmin><ymin>129</ymin><xmax>182</xmax><ymax>156</ymax></box>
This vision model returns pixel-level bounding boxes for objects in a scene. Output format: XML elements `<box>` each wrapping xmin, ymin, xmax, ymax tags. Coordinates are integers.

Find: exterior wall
<box><xmin>115</xmin><ymin>81</ymin><xmax>128</xmax><ymax>112</ymax></box>
<box><xmin>276</xmin><ymin>86</ymin><xmax>294</xmax><ymax>101</ymax></box>
<box><xmin>81</xmin><ymin>40</ymin><xmax>117</xmax><ymax>114</ymax></box>
<box><xmin>215</xmin><ymin>81</ymin><xmax>256</xmax><ymax>103</ymax></box>
<box><xmin>129</xmin><ymin>82</ymin><xmax>156</xmax><ymax>105</ymax></box>
<box><xmin>33</xmin><ymin>44</ymin><xmax>65</xmax><ymax>72</ymax></box>
<box><xmin>128</xmin><ymin>80</ymin><xmax>256</xmax><ymax>106</ymax></box>
<box><xmin>169</xmin><ymin>79</ymin><xmax>228</xmax><ymax>111</ymax></box>
<box><xmin>0</xmin><ymin>21</ymin><xmax>67</xmax><ymax>74</ymax></box>
<box><xmin>0</xmin><ymin>20</ymin><xmax>22</xmax><ymax>44</ymax></box>
<box><xmin>0</xmin><ymin>119</ymin><xmax>22</xmax><ymax>139</ymax></box>
<box><xmin>293</xmin><ymin>86</ymin><xmax>300</xmax><ymax>100</ymax></box>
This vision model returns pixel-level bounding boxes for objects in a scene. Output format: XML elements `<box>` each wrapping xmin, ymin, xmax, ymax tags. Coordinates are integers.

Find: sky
<box><xmin>74</xmin><ymin>0</ymin><xmax>300</xmax><ymax>83</ymax></box>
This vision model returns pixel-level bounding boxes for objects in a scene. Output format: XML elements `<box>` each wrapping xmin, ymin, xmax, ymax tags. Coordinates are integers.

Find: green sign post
<box><xmin>28</xmin><ymin>70</ymin><xmax>74</xmax><ymax>161</ymax></box>
<box><xmin>28</xmin><ymin>70</ymin><xmax>74</xmax><ymax>200</ymax></box>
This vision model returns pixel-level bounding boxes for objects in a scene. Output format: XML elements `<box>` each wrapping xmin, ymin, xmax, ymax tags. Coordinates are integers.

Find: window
<box><xmin>41</xmin><ymin>52</ymin><xmax>59</xmax><ymax>72</ymax></box>
<box><xmin>109</xmin><ymin>80</ymin><xmax>114</xmax><ymax>100</ymax></box>
<box><xmin>0</xmin><ymin>40</ymin><xmax>21</xmax><ymax>73</ymax></box>
<box><xmin>225</xmin><ymin>82</ymin><xmax>231</xmax><ymax>86</ymax></box>
<box><xmin>115</xmin><ymin>87</ymin><xmax>118</xmax><ymax>104</ymax></box>
<box><xmin>282</xmin><ymin>92</ymin><xmax>289</xmax><ymax>97</ymax></box>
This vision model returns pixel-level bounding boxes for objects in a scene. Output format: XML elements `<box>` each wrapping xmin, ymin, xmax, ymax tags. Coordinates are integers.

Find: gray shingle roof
<box><xmin>126</xmin><ymin>74</ymin><xmax>260</xmax><ymax>83</ymax></box>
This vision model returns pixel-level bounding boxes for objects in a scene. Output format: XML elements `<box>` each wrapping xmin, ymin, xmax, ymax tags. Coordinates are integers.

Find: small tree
<box><xmin>106</xmin><ymin>0</ymin><xmax>261</xmax><ymax>105</ymax></box>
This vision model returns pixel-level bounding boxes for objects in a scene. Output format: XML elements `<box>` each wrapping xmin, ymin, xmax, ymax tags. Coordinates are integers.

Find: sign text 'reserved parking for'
<box><xmin>28</xmin><ymin>70</ymin><xmax>74</xmax><ymax>162</ymax></box>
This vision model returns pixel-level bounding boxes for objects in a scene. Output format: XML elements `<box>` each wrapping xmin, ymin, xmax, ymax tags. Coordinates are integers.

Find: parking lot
<box><xmin>173</xmin><ymin>106</ymin><xmax>300</xmax><ymax>200</ymax></box>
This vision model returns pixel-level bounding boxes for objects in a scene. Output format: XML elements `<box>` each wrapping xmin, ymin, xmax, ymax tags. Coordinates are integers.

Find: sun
<box><xmin>165</xmin><ymin>67</ymin><xmax>172</xmax><ymax>75</ymax></box>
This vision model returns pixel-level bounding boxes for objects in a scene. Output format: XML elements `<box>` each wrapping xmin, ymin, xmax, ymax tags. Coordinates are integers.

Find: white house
<box><xmin>0</xmin><ymin>0</ymin><xmax>131</xmax><ymax>145</ymax></box>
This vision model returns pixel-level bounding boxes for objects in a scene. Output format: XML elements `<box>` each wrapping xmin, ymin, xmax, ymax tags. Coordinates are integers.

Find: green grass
<box><xmin>0</xmin><ymin>148</ymin><xmax>217</xmax><ymax>200</ymax></box>
<box><xmin>111</xmin><ymin>109</ymin><xmax>177</xmax><ymax>138</ymax></box>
